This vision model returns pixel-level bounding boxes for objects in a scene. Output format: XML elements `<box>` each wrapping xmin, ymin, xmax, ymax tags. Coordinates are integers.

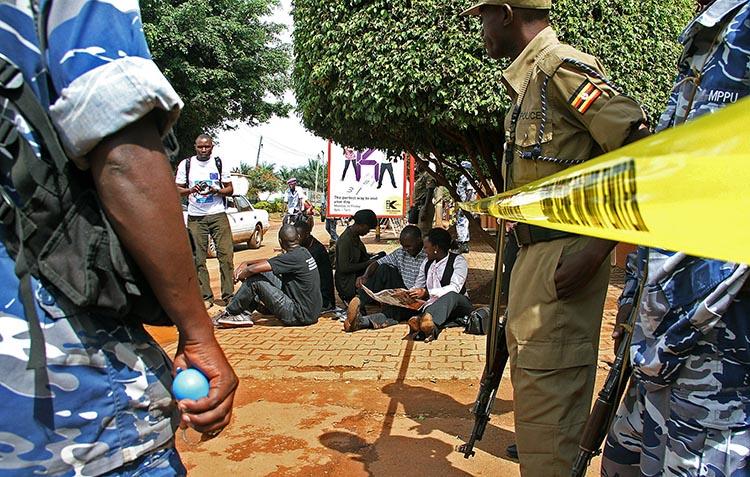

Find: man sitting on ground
<box><xmin>295</xmin><ymin>218</ymin><xmax>336</xmax><ymax>312</ymax></box>
<box><xmin>407</xmin><ymin>228</ymin><xmax>472</xmax><ymax>342</ymax></box>
<box><xmin>215</xmin><ymin>225</ymin><xmax>322</xmax><ymax>327</ymax></box>
<box><xmin>344</xmin><ymin>225</ymin><xmax>427</xmax><ymax>332</ymax></box>
<box><xmin>335</xmin><ymin>209</ymin><xmax>382</xmax><ymax>304</ymax></box>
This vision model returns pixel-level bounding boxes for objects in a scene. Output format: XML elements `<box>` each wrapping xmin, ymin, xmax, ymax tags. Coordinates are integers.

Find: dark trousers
<box><xmin>188</xmin><ymin>212</ymin><xmax>234</xmax><ymax>301</ymax></box>
<box><xmin>357</xmin><ymin>265</ymin><xmax>412</xmax><ymax>329</ymax></box>
<box><xmin>227</xmin><ymin>272</ymin><xmax>314</xmax><ymax>326</ymax></box>
<box><xmin>325</xmin><ymin>219</ymin><xmax>339</xmax><ymax>242</ymax></box>
<box><xmin>356</xmin><ymin>264</ymin><xmax>404</xmax><ymax>307</ymax></box>
<box><xmin>341</xmin><ymin>160</ymin><xmax>355</xmax><ymax>180</ymax></box>
<box><xmin>377</xmin><ymin>164</ymin><xmax>396</xmax><ymax>188</ymax></box>
<box><xmin>424</xmin><ymin>292</ymin><xmax>474</xmax><ymax>328</ymax></box>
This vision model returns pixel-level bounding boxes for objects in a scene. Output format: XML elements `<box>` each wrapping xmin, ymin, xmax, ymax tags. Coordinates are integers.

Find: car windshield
<box><xmin>234</xmin><ymin>196</ymin><xmax>251</xmax><ymax>211</ymax></box>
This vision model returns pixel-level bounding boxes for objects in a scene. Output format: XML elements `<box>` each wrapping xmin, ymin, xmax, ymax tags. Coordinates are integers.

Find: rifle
<box><xmin>570</xmin><ymin>294</ymin><xmax>641</xmax><ymax>476</ymax></box>
<box><xmin>458</xmin><ymin>221</ymin><xmax>508</xmax><ymax>458</ymax></box>
<box><xmin>458</xmin><ymin>315</ymin><xmax>508</xmax><ymax>457</ymax></box>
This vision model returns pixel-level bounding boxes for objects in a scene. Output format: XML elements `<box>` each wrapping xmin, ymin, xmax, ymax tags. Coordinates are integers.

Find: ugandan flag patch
<box><xmin>569</xmin><ymin>79</ymin><xmax>603</xmax><ymax>114</ymax></box>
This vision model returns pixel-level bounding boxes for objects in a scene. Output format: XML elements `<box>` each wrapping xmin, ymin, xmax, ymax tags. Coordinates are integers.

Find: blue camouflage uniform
<box><xmin>602</xmin><ymin>1</ymin><xmax>750</xmax><ymax>475</ymax></box>
<box><xmin>0</xmin><ymin>1</ymin><xmax>184</xmax><ymax>475</ymax></box>
<box><xmin>455</xmin><ymin>161</ymin><xmax>475</xmax><ymax>244</ymax></box>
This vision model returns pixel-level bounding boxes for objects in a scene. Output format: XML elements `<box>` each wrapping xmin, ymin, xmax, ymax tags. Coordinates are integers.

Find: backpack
<box><xmin>0</xmin><ymin>58</ymin><xmax>171</xmax><ymax>367</ymax></box>
<box><xmin>463</xmin><ymin>306</ymin><xmax>491</xmax><ymax>335</ymax></box>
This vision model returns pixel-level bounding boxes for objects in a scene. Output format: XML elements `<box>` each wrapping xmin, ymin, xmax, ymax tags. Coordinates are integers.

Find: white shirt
<box><xmin>414</xmin><ymin>253</ymin><xmax>469</xmax><ymax>307</ymax></box>
<box><xmin>175</xmin><ymin>156</ymin><xmax>232</xmax><ymax>216</ymax></box>
<box><xmin>285</xmin><ymin>186</ymin><xmax>307</xmax><ymax>214</ymax></box>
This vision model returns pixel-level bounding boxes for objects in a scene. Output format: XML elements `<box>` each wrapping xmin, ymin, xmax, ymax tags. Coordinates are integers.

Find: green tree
<box><xmin>292</xmin><ymin>0</ymin><xmax>694</xmax><ymax>203</ymax></box>
<box><xmin>141</xmin><ymin>0</ymin><xmax>291</xmax><ymax>155</ymax></box>
<box><xmin>233</xmin><ymin>162</ymin><xmax>283</xmax><ymax>201</ymax></box>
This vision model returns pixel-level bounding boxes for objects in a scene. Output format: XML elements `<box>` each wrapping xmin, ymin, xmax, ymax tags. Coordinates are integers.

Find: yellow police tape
<box><xmin>460</xmin><ymin>96</ymin><xmax>750</xmax><ymax>265</ymax></box>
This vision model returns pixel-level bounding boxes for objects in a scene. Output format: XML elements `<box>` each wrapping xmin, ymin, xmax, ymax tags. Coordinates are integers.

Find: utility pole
<box><xmin>314</xmin><ymin>152</ymin><xmax>321</xmax><ymax>197</ymax></box>
<box><xmin>255</xmin><ymin>136</ymin><xmax>263</xmax><ymax>167</ymax></box>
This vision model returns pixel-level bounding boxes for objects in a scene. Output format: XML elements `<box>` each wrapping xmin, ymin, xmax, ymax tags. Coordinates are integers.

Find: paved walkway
<box><xmin>164</xmin><ymin>317</ymin><xmax>486</xmax><ymax>382</ymax></box>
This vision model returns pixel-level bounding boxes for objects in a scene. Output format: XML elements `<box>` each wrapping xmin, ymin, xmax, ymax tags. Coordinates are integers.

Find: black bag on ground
<box><xmin>464</xmin><ymin>306</ymin><xmax>491</xmax><ymax>335</ymax></box>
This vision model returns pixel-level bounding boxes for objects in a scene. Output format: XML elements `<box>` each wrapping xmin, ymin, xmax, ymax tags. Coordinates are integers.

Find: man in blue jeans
<box><xmin>215</xmin><ymin>225</ymin><xmax>322</xmax><ymax>327</ymax></box>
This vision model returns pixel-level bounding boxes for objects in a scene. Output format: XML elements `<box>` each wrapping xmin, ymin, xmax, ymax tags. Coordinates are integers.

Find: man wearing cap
<box><xmin>335</xmin><ymin>209</ymin><xmax>383</xmax><ymax>304</ymax></box>
<box><xmin>462</xmin><ymin>1</ymin><xmax>650</xmax><ymax>474</ymax></box>
<box><xmin>455</xmin><ymin>162</ymin><xmax>476</xmax><ymax>253</ymax></box>
<box><xmin>284</xmin><ymin>178</ymin><xmax>306</xmax><ymax>224</ymax></box>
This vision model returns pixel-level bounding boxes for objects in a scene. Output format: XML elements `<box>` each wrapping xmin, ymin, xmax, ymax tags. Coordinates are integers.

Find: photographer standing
<box><xmin>176</xmin><ymin>134</ymin><xmax>235</xmax><ymax>308</ymax></box>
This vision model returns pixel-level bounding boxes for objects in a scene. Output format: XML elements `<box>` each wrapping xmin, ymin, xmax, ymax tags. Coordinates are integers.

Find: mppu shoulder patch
<box><xmin>568</xmin><ymin>79</ymin><xmax>603</xmax><ymax>114</ymax></box>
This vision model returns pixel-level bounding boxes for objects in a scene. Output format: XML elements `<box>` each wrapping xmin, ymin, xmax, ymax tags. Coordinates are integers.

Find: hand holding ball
<box><xmin>172</xmin><ymin>368</ymin><xmax>210</xmax><ymax>401</ymax></box>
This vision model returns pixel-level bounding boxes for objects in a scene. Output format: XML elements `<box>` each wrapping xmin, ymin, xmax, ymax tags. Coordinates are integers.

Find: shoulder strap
<box><xmin>441</xmin><ymin>253</ymin><xmax>457</xmax><ymax>287</ymax></box>
<box><xmin>0</xmin><ymin>57</ymin><xmax>68</xmax><ymax>174</ymax></box>
<box><xmin>424</xmin><ymin>259</ymin><xmax>434</xmax><ymax>277</ymax></box>
<box><xmin>215</xmin><ymin>156</ymin><xmax>222</xmax><ymax>177</ymax></box>
<box><xmin>185</xmin><ymin>156</ymin><xmax>191</xmax><ymax>183</ymax></box>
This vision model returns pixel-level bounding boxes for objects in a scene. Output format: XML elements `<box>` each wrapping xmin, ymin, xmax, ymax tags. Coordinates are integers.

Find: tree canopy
<box><xmin>292</xmin><ymin>0</ymin><xmax>695</xmax><ymax>201</ymax></box>
<box><xmin>142</xmin><ymin>0</ymin><xmax>291</xmax><ymax>155</ymax></box>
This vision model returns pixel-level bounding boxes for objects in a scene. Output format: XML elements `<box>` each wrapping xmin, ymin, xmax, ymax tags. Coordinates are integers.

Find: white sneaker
<box><xmin>216</xmin><ymin>311</ymin><xmax>254</xmax><ymax>328</ymax></box>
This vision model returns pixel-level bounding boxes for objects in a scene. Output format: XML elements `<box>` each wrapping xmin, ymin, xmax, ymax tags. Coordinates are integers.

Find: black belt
<box><xmin>512</xmin><ymin>223</ymin><xmax>576</xmax><ymax>246</ymax></box>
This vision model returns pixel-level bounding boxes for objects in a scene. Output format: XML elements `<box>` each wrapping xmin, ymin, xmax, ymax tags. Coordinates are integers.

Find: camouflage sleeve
<box><xmin>632</xmin><ymin>313</ymin><xmax>706</xmax><ymax>389</ymax></box>
<box><xmin>632</xmin><ymin>257</ymin><xmax>749</xmax><ymax>389</ymax></box>
<box><xmin>549</xmin><ymin>63</ymin><xmax>647</xmax><ymax>153</ymax></box>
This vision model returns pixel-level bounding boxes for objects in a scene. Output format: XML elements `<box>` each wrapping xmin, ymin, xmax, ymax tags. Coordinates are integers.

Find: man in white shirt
<box><xmin>176</xmin><ymin>134</ymin><xmax>234</xmax><ymax>308</ymax></box>
<box><xmin>408</xmin><ymin>228</ymin><xmax>472</xmax><ymax>342</ymax></box>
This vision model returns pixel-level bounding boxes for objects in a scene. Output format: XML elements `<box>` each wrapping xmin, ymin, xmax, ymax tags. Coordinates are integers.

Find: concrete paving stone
<box><xmin>341</xmin><ymin>370</ymin><xmax>381</xmax><ymax>380</ymax></box>
<box><xmin>429</xmin><ymin>361</ymin><xmax>462</xmax><ymax>370</ymax></box>
<box><xmin>429</xmin><ymin>349</ymin><xmax>455</xmax><ymax>357</ymax></box>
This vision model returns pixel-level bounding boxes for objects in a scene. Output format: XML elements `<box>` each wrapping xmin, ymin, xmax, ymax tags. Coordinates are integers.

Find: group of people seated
<box><xmin>213</xmin><ymin>208</ymin><xmax>474</xmax><ymax>340</ymax></box>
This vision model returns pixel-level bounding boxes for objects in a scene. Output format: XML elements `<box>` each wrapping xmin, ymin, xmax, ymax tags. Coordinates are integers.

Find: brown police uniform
<box><xmin>504</xmin><ymin>27</ymin><xmax>646</xmax><ymax>477</ymax></box>
<box><xmin>462</xmin><ymin>2</ymin><xmax>647</xmax><ymax>475</ymax></box>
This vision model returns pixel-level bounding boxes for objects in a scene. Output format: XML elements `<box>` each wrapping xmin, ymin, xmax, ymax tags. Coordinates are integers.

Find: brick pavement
<box><xmin>163</xmin><ymin>314</ymin><xmax>488</xmax><ymax>382</ymax></box>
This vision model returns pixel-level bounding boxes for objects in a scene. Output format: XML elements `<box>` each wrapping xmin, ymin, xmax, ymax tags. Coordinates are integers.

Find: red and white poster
<box><xmin>326</xmin><ymin>141</ymin><xmax>407</xmax><ymax>218</ymax></box>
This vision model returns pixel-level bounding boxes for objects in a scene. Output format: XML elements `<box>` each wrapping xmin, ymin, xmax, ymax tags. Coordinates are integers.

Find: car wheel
<box><xmin>207</xmin><ymin>236</ymin><xmax>217</xmax><ymax>258</ymax></box>
<box><xmin>248</xmin><ymin>224</ymin><xmax>263</xmax><ymax>249</ymax></box>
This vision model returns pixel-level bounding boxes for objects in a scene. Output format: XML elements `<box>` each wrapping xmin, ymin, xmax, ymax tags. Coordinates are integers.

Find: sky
<box><xmin>211</xmin><ymin>0</ymin><xmax>329</xmax><ymax>173</ymax></box>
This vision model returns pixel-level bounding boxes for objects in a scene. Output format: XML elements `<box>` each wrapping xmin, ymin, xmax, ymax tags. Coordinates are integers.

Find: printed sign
<box><xmin>326</xmin><ymin>142</ymin><xmax>407</xmax><ymax>218</ymax></box>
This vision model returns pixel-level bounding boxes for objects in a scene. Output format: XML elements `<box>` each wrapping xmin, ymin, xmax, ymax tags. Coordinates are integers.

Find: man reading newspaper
<box><xmin>344</xmin><ymin>225</ymin><xmax>427</xmax><ymax>332</ymax></box>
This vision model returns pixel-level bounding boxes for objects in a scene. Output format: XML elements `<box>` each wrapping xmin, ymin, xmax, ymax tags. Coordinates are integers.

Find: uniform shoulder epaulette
<box><xmin>539</xmin><ymin>44</ymin><xmax>599</xmax><ymax>78</ymax></box>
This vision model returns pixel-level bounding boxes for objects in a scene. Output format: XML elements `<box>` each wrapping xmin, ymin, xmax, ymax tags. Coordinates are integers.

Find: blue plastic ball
<box><xmin>172</xmin><ymin>368</ymin><xmax>210</xmax><ymax>401</ymax></box>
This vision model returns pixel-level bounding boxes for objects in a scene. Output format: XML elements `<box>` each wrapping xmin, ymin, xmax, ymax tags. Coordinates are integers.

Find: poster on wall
<box><xmin>326</xmin><ymin>141</ymin><xmax>407</xmax><ymax>218</ymax></box>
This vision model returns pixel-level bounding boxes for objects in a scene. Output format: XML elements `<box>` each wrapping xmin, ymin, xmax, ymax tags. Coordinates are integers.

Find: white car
<box><xmin>184</xmin><ymin>195</ymin><xmax>270</xmax><ymax>257</ymax></box>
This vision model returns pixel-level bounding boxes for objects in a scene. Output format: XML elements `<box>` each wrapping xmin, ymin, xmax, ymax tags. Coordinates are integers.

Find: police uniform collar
<box><xmin>680</xmin><ymin>0</ymin><xmax>744</xmax><ymax>43</ymax></box>
<box><xmin>502</xmin><ymin>26</ymin><xmax>559</xmax><ymax>97</ymax></box>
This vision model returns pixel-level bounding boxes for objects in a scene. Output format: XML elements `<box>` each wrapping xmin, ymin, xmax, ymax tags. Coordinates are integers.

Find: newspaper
<box><xmin>361</xmin><ymin>286</ymin><xmax>425</xmax><ymax>311</ymax></box>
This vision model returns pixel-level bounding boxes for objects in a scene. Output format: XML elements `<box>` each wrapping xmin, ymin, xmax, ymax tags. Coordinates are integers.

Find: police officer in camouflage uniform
<box><xmin>0</xmin><ymin>1</ymin><xmax>237</xmax><ymax>474</ymax></box>
<box><xmin>602</xmin><ymin>1</ymin><xmax>750</xmax><ymax>475</ymax></box>
<box><xmin>462</xmin><ymin>1</ymin><xmax>649</xmax><ymax>474</ymax></box>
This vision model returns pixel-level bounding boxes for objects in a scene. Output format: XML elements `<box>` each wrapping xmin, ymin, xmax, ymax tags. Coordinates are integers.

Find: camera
<box><xmin>195</xmin><ymin>180</ymin><xmax>212</xmax><ymax>194</ymax></box>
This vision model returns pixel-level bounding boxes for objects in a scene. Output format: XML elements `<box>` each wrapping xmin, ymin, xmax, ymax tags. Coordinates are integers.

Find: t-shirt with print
<box><xmin>269</xmin><ymin>246</ymin><xmax>323</xmax><ymax>324</ymax></box>
<box><xmin>175</xmin><ymin>156</ymin><xmax>232</xmax><ymax>216</ymax></box>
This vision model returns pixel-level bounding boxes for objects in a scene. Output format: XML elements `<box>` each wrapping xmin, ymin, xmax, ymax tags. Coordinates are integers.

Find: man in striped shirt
<box><xmin>344</xmin><ymin>225</ymin><xmax>427</xmax><ymax>332</ymax></box>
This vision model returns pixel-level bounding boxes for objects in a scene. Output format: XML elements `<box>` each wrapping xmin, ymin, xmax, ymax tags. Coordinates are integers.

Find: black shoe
<box><xmin>506</xmin><ymin>443</ymin><xmax>518</xmax><ymax>459</ymax></box>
